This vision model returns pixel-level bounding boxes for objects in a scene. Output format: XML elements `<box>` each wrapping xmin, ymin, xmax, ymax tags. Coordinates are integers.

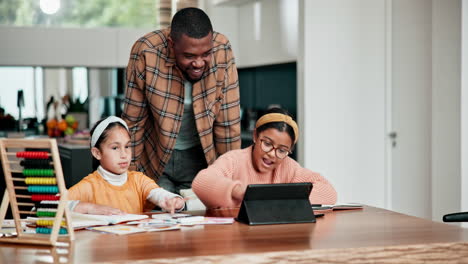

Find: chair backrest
<box><xmin>443</xmin><ymin>212</ymin><xmax>468</xmax><ymax>222</ymax></box>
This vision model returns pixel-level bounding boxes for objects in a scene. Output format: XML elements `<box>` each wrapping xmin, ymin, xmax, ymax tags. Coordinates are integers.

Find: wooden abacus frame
<box><xmin>0</xmin><ymin>138</ymin><xmax>75</xmax><ymax>246</ymax></box>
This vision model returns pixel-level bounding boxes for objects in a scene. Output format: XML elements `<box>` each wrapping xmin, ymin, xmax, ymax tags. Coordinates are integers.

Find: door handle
<box><xmin>388</xmin><ymin>131</ymin><xmax>397</xmax><ymax>147</ymax></box>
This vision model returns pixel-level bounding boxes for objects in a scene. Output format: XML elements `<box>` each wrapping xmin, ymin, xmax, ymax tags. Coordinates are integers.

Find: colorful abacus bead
<box><xmin>20</xmin><ymin>159</ymin><xmax>52</xmax><ymax>168</ymax></box>
<box><xmin>36</xmin><ymin>211</ymin><xmax>56</xmax><ymax>217</ymax></box>
<box><xmin>28</xmin><ymin>186</ymin><xmax>59</xmax><ymax>193</ymax></box>
<box><xmin>36</xmin><ymin>219</ymin><xmax>66</xmax><ymax>227</ymax></box>
<box><xmin>23</xmin><ymin>169</ymin><xmax>54</xmax><ymax>177</ymax></box>
<box><xmin>16</xmin><ymin>151</ymin><xmax>49</xmax><ymax>159</ymax></box>
<box><xmin>25</xmin><ymin>177</ymin><xmax>57</xmax><ymax>185</ymax></box>
<box><xmin>36</xmin><ymin>200</ymin><xmax>59</xmax><ymax>208</ymax></box>
<box><xmin>36</xmin><ymin>227</ymin><xmax>68</xmax><ymax>235</ymax></box>
<box><xmin>31</xmin><ymin>194</ymin><xmax>60</xmax><ymax>201</ymax></box>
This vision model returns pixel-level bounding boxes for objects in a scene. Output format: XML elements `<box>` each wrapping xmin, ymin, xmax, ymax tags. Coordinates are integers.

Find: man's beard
<box><xmin>177</xmin><ymin>63</ymin><xmax>203</xmax><ymax>83</ymax></box>
<box><xmin>183</xmin><ymin>71</ymin><xmax>200</xmax><ymax>83</ymax></box>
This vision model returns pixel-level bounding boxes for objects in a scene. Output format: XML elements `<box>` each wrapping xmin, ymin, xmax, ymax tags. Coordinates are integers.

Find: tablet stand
<box><xmin>236</xmin><ymin>183</ymin><xmax>316</xmax><ymax>225</ymax></box>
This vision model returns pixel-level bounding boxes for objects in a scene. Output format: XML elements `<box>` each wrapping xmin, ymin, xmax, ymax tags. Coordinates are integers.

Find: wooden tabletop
<box><xmin>1</xmin><ymin>206</ymin><xmax>468</xmax><ymax>263</ymax></box>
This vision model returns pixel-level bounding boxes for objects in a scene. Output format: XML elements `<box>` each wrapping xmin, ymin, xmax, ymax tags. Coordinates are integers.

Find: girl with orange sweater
<box><xmin>192</xmin><ymin>108</ymin><xmax>337</xmax><ymax>208</ymax></box>
<box><xmin>68</xmin><ymin>116</ymin><xmax>185</xmax><ymax>215</ymax></box>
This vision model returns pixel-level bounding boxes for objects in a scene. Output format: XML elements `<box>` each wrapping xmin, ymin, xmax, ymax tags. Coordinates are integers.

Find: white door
<box><xmin>390</xmin><ymin>0</ymin><xmax>432</xmax><ymax>219</ymax></box>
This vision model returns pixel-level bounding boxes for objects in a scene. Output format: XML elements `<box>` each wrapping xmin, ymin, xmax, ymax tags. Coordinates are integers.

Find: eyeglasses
<box><xmin>259</xmin><ymin>139</ymin><xmax>291</xmax><ymax>159</ymax></box>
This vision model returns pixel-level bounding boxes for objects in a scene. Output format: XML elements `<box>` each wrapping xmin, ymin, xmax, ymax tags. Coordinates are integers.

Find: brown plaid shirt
<box><xmin>122</xmin><ymin>29</ymin><xmax>241</xmax><ymax>181</ymax></box>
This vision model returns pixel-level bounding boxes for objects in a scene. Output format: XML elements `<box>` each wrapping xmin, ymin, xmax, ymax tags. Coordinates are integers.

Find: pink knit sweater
<box><xmin>192</xmin><ymin>146</ymin><xmax>337</xmax><ymax>208</ymax></box>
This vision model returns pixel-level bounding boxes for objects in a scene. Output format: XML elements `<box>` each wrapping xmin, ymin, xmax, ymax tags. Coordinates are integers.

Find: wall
<box><xmin>461</xmin><ymin>0</ymin><xmax>468</xmax><ymax>224</ymax></box>
<box><xmin>298</xmin><ymin>0</ymin><xmax>388</xmax><ymax>208</ymax></box>
<box><xmin>207</xmin><ymin>0</ymin><xmax>297</xmax><ymax>68</ymax></box>
<box><xmin>431</xmin><ymin>0</ymin><xmax>461</xmax><ymax>221</ymax></box>
<box><xmin>202</xmin><ymin>1</ymin><xmax>240</xmax><ymax>63</ymax></box>
<box><xmin>0</xmin><ymin>27</ymin><xmax>151</xmax><ymax>67</ymax></box>
<box><xmin>237</xmin><ymin>0</ymin><xmax>297</xmax><ymax>67</ymax></box>
<box><xmin>391</xmin><ymin>0</ymin><xmax>432</xmax><ymax>219</ymax></box>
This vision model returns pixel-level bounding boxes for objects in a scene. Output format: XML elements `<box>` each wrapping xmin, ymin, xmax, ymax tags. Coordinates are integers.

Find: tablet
<box><xmin>236</xmin><ymin>182</ymin><xmax>316</xmax><ymax>225</ymax></box>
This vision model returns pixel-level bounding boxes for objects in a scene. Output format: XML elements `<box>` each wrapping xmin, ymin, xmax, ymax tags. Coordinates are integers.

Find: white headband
<box><xmin>91</xmin><ymin>116</ymin><xmax>129</xmax><ymax>147</ymax></box>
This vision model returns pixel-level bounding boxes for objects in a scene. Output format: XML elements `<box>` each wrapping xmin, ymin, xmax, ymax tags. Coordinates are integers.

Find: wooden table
<box><xmin>1</xmin><ymin>206</ymin><xmax>468</xmax><ymax>263</ymax></box>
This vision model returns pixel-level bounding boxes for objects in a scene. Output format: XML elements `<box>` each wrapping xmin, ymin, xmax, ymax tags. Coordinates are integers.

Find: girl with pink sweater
<box><xmin>192</xmin><ymin>108</ymin><xmax>337</xmax><ymax>208</ymax></box>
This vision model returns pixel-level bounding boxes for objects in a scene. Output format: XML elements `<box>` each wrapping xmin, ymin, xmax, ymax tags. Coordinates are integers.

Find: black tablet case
<box><xmin>236</xmin><ymin>182</ymin><xmax>316</xmax><ymax>225</ymax></box>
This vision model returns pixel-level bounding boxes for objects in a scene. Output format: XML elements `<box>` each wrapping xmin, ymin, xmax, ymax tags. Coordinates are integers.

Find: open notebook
<box><xmin>70</xmin><ymin>212</ymin><xmax>149</xmax><ymax>229</ymax></box>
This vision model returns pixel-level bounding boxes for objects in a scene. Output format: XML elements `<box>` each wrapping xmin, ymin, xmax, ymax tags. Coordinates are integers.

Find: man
<box><xmin>122</xmin><ymin>7</ymin><xmax>241</xmax><ymax>194</ymax></box>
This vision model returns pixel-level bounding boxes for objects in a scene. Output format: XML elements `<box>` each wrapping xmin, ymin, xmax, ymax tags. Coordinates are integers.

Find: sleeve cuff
<box><xmin>67</xmin><ymin>200</ymin><xmax>80</xmax><ymax>212</ymax></box>
<box><xmin>147</xmin><ymin>188</ymin><xmax>185</xmax><ymax>211</ymax></box>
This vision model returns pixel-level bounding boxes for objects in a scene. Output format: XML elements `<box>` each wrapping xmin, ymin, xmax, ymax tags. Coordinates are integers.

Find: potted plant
<box><xmin>64</xmin><ymin>95</ymin><xmax>89</xmax><ymax>131</ymax></box>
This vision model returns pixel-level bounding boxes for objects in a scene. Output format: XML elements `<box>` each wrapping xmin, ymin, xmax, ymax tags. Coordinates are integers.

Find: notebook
<box><xmin>70</xmin><ymin>212</ymin><xmax>149</xmax><ymax>229</ymax></box>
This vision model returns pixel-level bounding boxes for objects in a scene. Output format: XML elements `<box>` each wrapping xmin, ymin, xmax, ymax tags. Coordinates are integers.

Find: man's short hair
<box><xmin>170</xmin><ymin>7</ymin><xmax>213</xmax><ymax>42</ymax></box>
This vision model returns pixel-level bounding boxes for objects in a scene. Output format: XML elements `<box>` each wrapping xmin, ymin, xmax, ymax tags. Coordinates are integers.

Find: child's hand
<box><xmin>74</xmin><ymin>202</ymin><xmax>126</xmax><ymax>215</ymax></box>
<box><xmin>159</xmin><ymin>197</ymin><xmax>187</xmax><ymax>215</ymax></box>
<box><xmin>232</xmin><ymin>183</ymin><xmax>247</xmax><ymax>201</ymax></box>
<box><xmin>87</xmin><ymin>204</ymin><xmax>125</xmax><ymax>215</ymax></box>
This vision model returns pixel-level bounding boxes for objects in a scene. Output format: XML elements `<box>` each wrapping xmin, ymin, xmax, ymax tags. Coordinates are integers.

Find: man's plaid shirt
<box><xmin>122</xmin><ymin>29</ymin><xmax>241</xmax><ymax>181</ymax></box>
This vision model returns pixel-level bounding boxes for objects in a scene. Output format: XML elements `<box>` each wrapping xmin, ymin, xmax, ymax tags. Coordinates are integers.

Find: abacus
<box><xmin>0</xmin><ymin>138</ymin><xmax>74</xmax><ymax>246</ymax></box>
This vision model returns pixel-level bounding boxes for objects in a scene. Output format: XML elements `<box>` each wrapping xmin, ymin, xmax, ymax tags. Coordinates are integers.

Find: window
<box><xmin>0</xmin><ymin>0</ymin><xmax>159</xmax><ymax>28</ymax></box>
<box><xmin>0</xmin><ymin>67</ymin><xmax>89</xmax><ymax>124</ymax></box>
<box><xmin>0</xmin><ymin>67</ymin><xmax>42</xmax><ymax>121</ymax></box>
<box><xmin>72</xmin><ymin>67</ymin><xmax>88</xmax><ymax>104</ymax></box>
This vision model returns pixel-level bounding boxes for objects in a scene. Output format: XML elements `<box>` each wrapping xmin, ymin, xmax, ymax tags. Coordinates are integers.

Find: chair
<box><xmin>443</xmin><ymin>212</ymin><xmax>468</xmax><ymax>222</ymax></box>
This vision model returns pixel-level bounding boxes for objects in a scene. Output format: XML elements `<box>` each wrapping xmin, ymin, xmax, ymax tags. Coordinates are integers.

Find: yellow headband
<box><xmin>255</xmin><ymin>113</ymin><xmax>299</xmax><ymax>144</ymax></box>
